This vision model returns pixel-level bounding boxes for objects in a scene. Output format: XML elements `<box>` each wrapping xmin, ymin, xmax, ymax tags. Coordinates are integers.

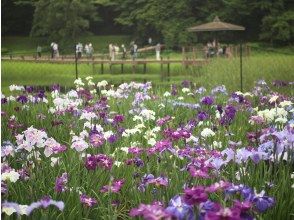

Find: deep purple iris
<box><xmin>201</xmin><ymin>96</ymin><xmax>214</xmax><ymax>105</ymax></box>
<box><xmin>197</xmin><ymin>111</ymin><xmax>209</xmax><ymax>121</ymax></box>
<box><xmin>37</xmin><ymin>90</ymin><xmax>46</xmax><ymax>99</ymax></box>
<box><xmin>55</xmin><ymin>173</ymin><xmax>68</xmax><ymax>193</ymax></box>
<box><xmin>1</xmin><ymin>98</ymin><xmax>8</xmax><ymax>104</ymax></box>
<box><xmin>114</xmin><ymin>114</ymin><xmax>124</xmax><ymax>124</ymax></box>
<box><xmin>183</xmin><ymin>186</ymin><xmax>208</xmax><ymax>205</ymax></box>
<box><xmin>85</xmin><ymin>154</ymin><xmax>113</xmax><ymax>170</ymax></box>
<box><xmin>17</xmin><ymin>95</ymin><xmax>28</xmax><ymax>104</ymax></box>
<box><xmin>25</xmin><ymin>86</ymin><xmax>34</xmax><ymax>93</ymax></box>
<box><xmin>85</xmin><ymin>155</ymin><xmax>98</xmax><ymax>170</ymax></box>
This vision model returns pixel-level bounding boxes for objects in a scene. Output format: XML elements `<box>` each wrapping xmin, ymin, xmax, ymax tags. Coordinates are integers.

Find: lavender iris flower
<box><xmin>165</xmin><ymin>195</ymin><xmax>195</xmax><ymax>220</ymax></box>
<box><xmin>26</xmin><ymin>196</ymin><xmax>64</xmax><ymax>215</ymax></box>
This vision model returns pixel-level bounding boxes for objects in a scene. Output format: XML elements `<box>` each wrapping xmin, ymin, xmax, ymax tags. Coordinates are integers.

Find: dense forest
<box><xmin>2</xmin><ymin>0</ymin><xmax>294</xmax><ymax>46</ymax></box>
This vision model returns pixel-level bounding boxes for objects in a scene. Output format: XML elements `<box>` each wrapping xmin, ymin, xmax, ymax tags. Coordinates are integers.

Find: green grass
<box><xmin>2</xmin><ymin>53</ymin><xmax>294</xmax><ymax>95</ymax></box>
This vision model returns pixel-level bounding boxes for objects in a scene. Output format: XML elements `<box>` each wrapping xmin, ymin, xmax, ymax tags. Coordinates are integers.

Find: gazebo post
<box><xmin>240</xmin><ymin>42</ymin><xmax>243</xmax><ymax>92</ymax></box>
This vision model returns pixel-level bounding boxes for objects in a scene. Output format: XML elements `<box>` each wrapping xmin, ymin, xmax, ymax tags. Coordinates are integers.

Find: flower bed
<box><xmin>1</xmin><ymin>78</ymin><xmax>294</xmax><ymax>219</ymax></box>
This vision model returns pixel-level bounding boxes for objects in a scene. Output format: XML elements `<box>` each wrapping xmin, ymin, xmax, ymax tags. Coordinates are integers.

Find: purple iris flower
<box><xmin>85</xmin><ymin>155</ymin><xmax>98</xmax><ymax>170</ymax></box>
<box><xmin>100</xmin><ymin>179</ymin><xmax>125</xmax><ymax>193</ymax></box>
<box><xmin>107</xmin><ymin>134</ymin><xmax>117</xmax><ymax>143</ymax></box>
<box><xmin>80</xmin><ymin>194</ymin><xmax>97</xmax><ymax>207</ymax></box>
<box><xmin>201</xmin><ymin>96</ymin><xmax>214</xmax><ymax>105</ymax></box>
<box><xmin>1</xmin><ymin>97</ymin><xmax>8</xmax><ymax>104</ymax></box>
<box><xmin>128</xmin><ymin>147</ymin><xmax>143</xmax><ymax>155</ymax></box>
<box><xmin>2</xmin><ymin>181</ymin><xmax>8</xmax><ymax>195</ymax></box>
<box><xmin>171</xmin><ymin>84</ymin><xmax>178</xmax><ymax>96</ymax></box>
<box><xmin>252</xmin><ymin>191</ymin><xmax>275</xmax><ymax>212</ymax></box>
<box><xmin>113</xmin><ymin>114</ymin><xmax>124</xmax><ymax>123</ymax></box>
<box><xmin>55</xmin><ymin>173</ymin><xmax>68</xmax><ymax>193</ymax></box>
<box><xmin>37</xmin><ymin>90</ymin><xmax>46</xmax><ymax>99</ymax></box>
<box><xmin>89</xmin><ymin>132</ymin><xmax>105</xmax><ymax>147</ymax></box>
<box><xmin>18</xmin><ymin>168</ymin><xmax>30</xmax><ymax>180</ymax></box>
<box><xmin>205</xmin><ymin>207</ymin><xmax>241</xmax><ymax>220</ymax></box>
<box><xmin>183</xmin><ymin>186</ymin><xmax>208</xmax><ymax>205</ymax></box>
<box><xmin>198</xmin><ymin>200</ymin><xmax>221</xmax><ymax>219</ymax></box>
<box><xmin>130</xmin><ymin>202</ymin><xmax>171</xmax><ymax>220</ymax></box>
<box><xmin>165</xmin><ymin>195</ymin><xmax>195</xmax><ymax>220</ymax></box>
<box><xmin>51</xmin><ymin>84</ymin><xmax>60</xmax><ymax>91</ymax></box>
<box><xmin>25</xmin><ymin>86</ymin><xmax>34</xmax><ymax>93</ymax></box>
<box><xmin>197</xmin><ymin>111</ymin><xmax>209</xmax><ymax>121</ymax></box>
<box><xmin>17</xmin><ymin>95</ymin><xmax>28</xmax><ymax>104</ymax></box>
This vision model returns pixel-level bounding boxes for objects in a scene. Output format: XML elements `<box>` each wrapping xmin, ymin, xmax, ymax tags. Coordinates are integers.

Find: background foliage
<box><xmin>2</xmin><ymin>0</ymin><xmax>294</xmax><ymax>46</ymax></box>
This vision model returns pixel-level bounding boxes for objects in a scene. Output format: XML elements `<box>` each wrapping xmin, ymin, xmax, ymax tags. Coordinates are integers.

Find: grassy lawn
<box><xmin>2</xmin><ymin>53</ymin><xmax>294</xmax><ymax>95</ymax></box>
<box><xmin>1</xmin><ymin>35</ymin><xmax>294</xmax><ymax>95</ymax></box>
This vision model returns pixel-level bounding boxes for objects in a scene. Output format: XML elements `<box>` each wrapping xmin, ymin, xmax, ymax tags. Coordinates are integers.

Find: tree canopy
<box><xmin>2</xmin><ymin>0</ymin><xmax>294</xmax><ymax>46</ymax></box>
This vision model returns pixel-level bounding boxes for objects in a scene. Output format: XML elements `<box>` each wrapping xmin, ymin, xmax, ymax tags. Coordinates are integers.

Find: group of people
<box><xmin>108</xmin><ymin>42</ymin><xmax>139</xmax><ymax>61</ymax></box>
<box><xmin>36</xmin><ymin>37</ymin><xmax>162</xmax><ymax>60</ymax></box>
<box><xmin>205</xmin><ymin>40</ymin><xmax>232</xmax><ymax>58</ymax></box>
<box><xmin>109</xmin><ymin>38</ymin><xmax>161</xmax><ymax>61</ymax></box>
<box><xmin>76</xmin><ymin>42</ymin><xmax>94</xmax><ymax>58</ymax></box>
<box><xmin>108</xmin><ymin>44</ymin><xmax>124</xmax><ymax>61</ymax></box>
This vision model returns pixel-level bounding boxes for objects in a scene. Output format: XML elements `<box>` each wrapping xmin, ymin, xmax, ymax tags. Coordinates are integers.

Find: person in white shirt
<box><xmin>53</xmin><ymin>43</ymin><xmax>59</xmax><ymax>58</ymax></box>
<box><xmin>88</xmin><ymin>43</ymin><xmax>94</xmax><ymax>58</ymax></box>
<box><xmin>84</xmin><ymin>44</ymin><xmax>89</xmax><ymax>58</ymax></box>
<box><xmin>155</xmin><ymin>43</ymin><xmax>161</xmax><ymax>60</ymax></box>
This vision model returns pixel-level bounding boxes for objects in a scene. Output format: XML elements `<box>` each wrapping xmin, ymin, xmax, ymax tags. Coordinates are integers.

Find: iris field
<box><xmin>1</xmin><ymin>75</ymin><xmax>294</xmax><ymax>219</ymax></box>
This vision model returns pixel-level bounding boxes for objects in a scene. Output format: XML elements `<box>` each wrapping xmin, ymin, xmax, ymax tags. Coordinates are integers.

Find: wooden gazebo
<box><xmin>187</xmin><ymin>16</ymin><xmax>246</xmax><ymax>91</ymax></box>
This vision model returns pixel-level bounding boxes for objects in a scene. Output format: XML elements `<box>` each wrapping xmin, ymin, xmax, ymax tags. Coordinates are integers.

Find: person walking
<box><xmin>133</xmin><ymin>43</ymin><xmax>138</xmax><ymax>60</ymax></box>
<box><xmin>76</xmin><ymin>43</ymin><xmax>83</xmax><ymax>59</ymax></box>
<box><xmin>148</xmin><ymin>37</ymin><xmax>152</xmax><ymax>46</ymax></box>
<box><xmin>155</xmin><ymin>43</ymin><xmax>161</xmax><ymax>60</ymax></box>
<box><xmin>121</xmin><ymin>44</ymin><xmax>126</xmax><ymax>59</ymax></box>
<box><xmin>37</xmin><ymin>45</ymin><xmax>42</xmax><ymax>58</ymax></box>
<box><xmin>50</xmin><ymin>42</ymin><xmax>54</xmax><ymax>59</ymax></box>
<box><xmin>53</xmin><ymin>42</ymin><xmax>59</xmax><ymax>58</ymax></box>
<box><xmin>88</xmin><ymin>43</ymin><xmax>94</xmax><ymax>58</ymax></box>
<box><xmin>84</xmin><ymin>43</ymin><xmax>90</xmax><ymax>58</ymax></box>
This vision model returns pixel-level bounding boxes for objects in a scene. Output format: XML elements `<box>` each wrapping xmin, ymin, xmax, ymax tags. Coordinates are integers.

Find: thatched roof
<box><xmin>187</xmin><ymin>16</ymin><xmax>245</xmax><ymax>32</ymax></box>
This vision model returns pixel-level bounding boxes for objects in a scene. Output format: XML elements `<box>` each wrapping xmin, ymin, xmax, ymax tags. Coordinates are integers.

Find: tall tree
<box><xmin>30</xmin><ymin>0</ymin><xmax>99</xmax><ymax>42</ymax></box>
<box><xmin>254</xmin><ymin>0</ymin><xmax>294</xmax><ymax>44</ymax></box>
<box><xmin>112</xmin><ymin>0</ymin><xmax>198</xmax><ymax>47</ymax></box>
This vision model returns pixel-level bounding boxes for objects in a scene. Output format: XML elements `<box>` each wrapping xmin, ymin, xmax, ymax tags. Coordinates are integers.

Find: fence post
<box><xmin>240</xmin><ymin>42</ymin><xmax>243</xmax><ymax>92</ymax></box>
<box><xmin>75</xmin><ymin>49</ymin><xmax>78</xmax><ymax>79</ymax></box>
<box><xmin>167</xmin><ymin>56</ymin><xmax>170</xmax><ymax>81</ymax></box>
<box><xmin>143</xmin><ymin>58</ymin><xmax>147</xmax><ymax>74</ymax></box>
<box><xmin>101</xmin><ymin>55</ymin><xmax>104</xmax><ymax>74</ymax></box>
<box><xmin>160</xmin><ymin>56</ymin><xmax>163</xmax><ymax>81</ymax></box>
<box><xmin>92</xmin><ymin>57</ymin><xmax>95</xmax><ymax>74</ymax></box>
